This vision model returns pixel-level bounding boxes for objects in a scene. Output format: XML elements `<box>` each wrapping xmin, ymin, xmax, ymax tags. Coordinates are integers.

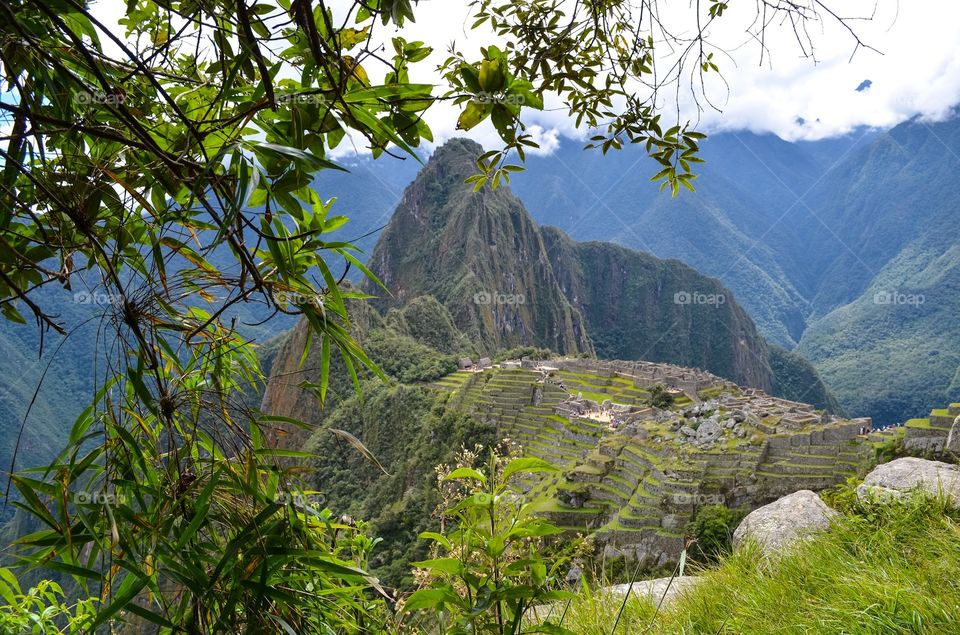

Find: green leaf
<box><xmin>253</xmin><ymin>142</ymin><xmax>347</xmax><ymax>172</ymax></box>
<box><xmin>329</xmin><ymin>428</ymin><xmax>390</xmax><ymax>475</ymax></box>
<box><xmin>443</xmin><ymin>467</ymin><xmax>488</xmax><ymax>484</ymax></box>
<box><xmin>402</xmin><ymin>587</ymin><xmax>459</xmax><ymax>612</ymax></box>
<box><xmin>457</xmin><ymin>100</ymin><xmax>491</xmax><ymax>131</ymax></box>
<box><xmin>502</xmin><ymin>457</ymin><xmax>556</xmax><ymax>480</ymax></box>
<box><xmin>410</xmin><ymin>558</ymin><xmax>464</xmax><ymax>575</ymax></box>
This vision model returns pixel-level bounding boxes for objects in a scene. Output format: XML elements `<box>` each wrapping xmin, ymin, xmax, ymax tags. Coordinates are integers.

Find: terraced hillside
<box><xmin>432</xmin><ymin>358</ymin><xmax>875</xmax><ymax>564</ymax></box>
<box><xmin>896</xmin><ymin>403</ymin><xmax>960</xmax><ymax>452</ymax></box>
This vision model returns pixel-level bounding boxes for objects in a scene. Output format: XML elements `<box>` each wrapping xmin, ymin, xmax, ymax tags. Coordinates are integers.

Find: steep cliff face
<box><xmin>364</xmin><ymin>138</ymin><xmax>593</xmax><ymax>356</ymax></box>
<box><xmin>540</xmin><ymin>226</ymin><xmax>774</xmax><ymax>391</ymax></box>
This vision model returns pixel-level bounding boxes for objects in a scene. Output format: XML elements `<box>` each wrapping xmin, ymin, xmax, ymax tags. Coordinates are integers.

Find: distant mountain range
<box><xmin>505</xmin><ymin>117</ymin><xmax>960</xmax><ymax>424</ymax></box>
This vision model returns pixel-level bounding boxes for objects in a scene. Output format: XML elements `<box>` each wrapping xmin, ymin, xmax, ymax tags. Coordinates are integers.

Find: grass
<box><xmin>549</xmin><ymin>493</ymin><xmax>960</xmax><ymax>634</ymax></box>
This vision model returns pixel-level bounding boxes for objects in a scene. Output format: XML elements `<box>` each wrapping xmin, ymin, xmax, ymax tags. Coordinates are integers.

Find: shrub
<box><xmin>402</xmin><ymin>445</ymin><xmax>573</xmax><ymax>633</ymax></box>
<box><xmin>686</xmin><ymin>504</ymin><xmax>746</xmax><ymax>563</ymax></box>
<box><xmin>648</xmin><ymin>385</ymin><xmax>675</xmax><ymax>409</ymax></box>
<box><xmin>0</xmin><ymin>568</ymin><xmax>97</xmax><ymax>634</ymax></box>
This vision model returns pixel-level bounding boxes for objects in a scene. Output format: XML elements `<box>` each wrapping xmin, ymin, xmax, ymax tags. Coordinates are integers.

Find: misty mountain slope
<box><xmin>539</xmin><ymin>226</ymin><xmax>774</xmax><ymax>390</ymax></box>
<box><xmin>797</xmin><ymin>235</ymin><xmax>960</xmax><ymax>423</ymax></box>
<box><xmin>794</xmin><ymin>118</ymin><xmax>960</xmax><ymax>315</ymax></box>
<box><xmin>507</xmin><ymin>119</ymin><xmax>960</xmax><ymax>422</ymax></box>
<box><xmin>508</xmin><ymin>133</ymin><xmax>841</xmax><ymax>347</ymax></box>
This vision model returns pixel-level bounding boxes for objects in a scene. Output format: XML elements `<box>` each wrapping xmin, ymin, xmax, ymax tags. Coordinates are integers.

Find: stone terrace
<box><xmin>430</xmin><ymin>357</ymin><xmax>875</xmax><ymax>565</ymax></box>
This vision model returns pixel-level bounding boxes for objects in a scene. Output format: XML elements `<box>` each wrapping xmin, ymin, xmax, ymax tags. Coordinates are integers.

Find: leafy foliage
<box><xmin>647</xmin><ymin>385</ymin><xmax>675</xmax><ymax>410</ymax></box>
<box><xmin>0</xmin><ymin>567</ymin><xmax>97</xmax><ymax>634</ymax></box>
<box><xmin>305</xmin><ymin>382</ymin><xmax>496</xmax><ymax>590</ymax></box>
<box><xmin>684</xmin><ymin>504</ymin><xmax>745</xmax><ymax>563</ymax></box>
<box><xmin>366</xmin><ymin>329</ymin><xmax>458</xmax><ymax>383</ymax></box>
<box><xmin>404</xmin><ymin>446</ymin><xmax>574</xmax><ymax>634</ymax></box>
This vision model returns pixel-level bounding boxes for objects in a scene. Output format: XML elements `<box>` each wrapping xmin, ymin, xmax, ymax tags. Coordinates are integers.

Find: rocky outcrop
<box><xmin>540</xmin><ymin>226</ymin><xmax>776</xmax><ymax>393</ymax></box>
<box><xmin>607</xmin><ymin>575</ymin><xmax>701</xmax><ymax>606</ymax></box>
<box><xmin>363</xmin><ymin>138</ymin><xmax>592</xmax><ymax>356</ymax></box>
<box><xmin>732</xmin><ymin>490</ymin><xmax>838</xmax><ymax>554</ymax></box>
<box><xmin>856</xmin><ymin>457</ymin><xmax>960</xmax><ymax>507</ymax></box>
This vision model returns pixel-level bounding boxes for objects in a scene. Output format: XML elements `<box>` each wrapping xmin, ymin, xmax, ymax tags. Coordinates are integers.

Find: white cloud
<box><xmin>688</xmin><ymin>0</ymin><xmax>960</xmax><ymax>140</ymax></box>
<box><xmin>88</xmin><ymin>0</ymin><xmax>960</xmax><ymax>152</ymax></box>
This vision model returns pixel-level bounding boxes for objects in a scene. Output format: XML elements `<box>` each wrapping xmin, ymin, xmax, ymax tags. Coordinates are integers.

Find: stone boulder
<box><xmin>696</xmin><ymin>419</ymin><xmax>723</xmax><ymax>443</ymax></box>
<box><xmin>607</xmin><ymin>575</ymin><xmax>700</xmax><ymax>606</ymax></box>
<box><xmin>733</xmin><ymin>490</ymin><xmax>837</xmax><ymax>554</ymax></box>
<box><xmin>856</xmin><ymin>457</ymin><xmax>960</xmax><ymax>506</ymax></box>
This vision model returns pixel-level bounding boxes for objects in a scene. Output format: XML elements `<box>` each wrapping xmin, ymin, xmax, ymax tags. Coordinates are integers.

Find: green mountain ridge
<box><xmin>507</xmin><ymin>118</ymin><xmax>960</xmax><ymax>423</ymax></box>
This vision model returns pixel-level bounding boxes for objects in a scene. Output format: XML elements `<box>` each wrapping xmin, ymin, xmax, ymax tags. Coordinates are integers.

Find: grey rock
<box><xmin>733</xmin><ymin>490</ymin><xmax>837</xmax><ymax>554</ymax></box>
<box><xmin>856</xmin><ymin>457</ymin><xmax>960</xmax><ymax>506</ymax></box>
<box><xmin>680</xmin><ymin>425</ymin><xmax>697</xmax><ymax>437</ymax></box>
<box><xmin>696</xmin><ymin>420</ymin><xmax>723</xmax><ymax>442</ymax></box>
<box><xmin>945</xmin><ymin>416</ymin><xmax>960</xmax><ymax>455</ymax></box>
<box><xmin>607</xmin><ymin>576</ymin><xmax>700</xmax><ymax>606</ymax></box>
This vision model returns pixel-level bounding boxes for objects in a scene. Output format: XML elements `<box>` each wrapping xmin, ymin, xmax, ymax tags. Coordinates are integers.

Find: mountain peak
<box><xmin>364</xmin><ymin>138</ymin><xmax>593</xmax><ymax>355</ymax></box>
<box><xmin>422</xmin><ymin>138</ymin><xmax>486</xmax><ymax>179</ymax></box>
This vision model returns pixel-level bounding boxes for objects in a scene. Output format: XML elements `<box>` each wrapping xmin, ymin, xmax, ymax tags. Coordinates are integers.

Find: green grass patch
<box><xmin>553</xmin><ymin>495</ymin><xmax>960</xmax><ymax>633</ymax></box>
